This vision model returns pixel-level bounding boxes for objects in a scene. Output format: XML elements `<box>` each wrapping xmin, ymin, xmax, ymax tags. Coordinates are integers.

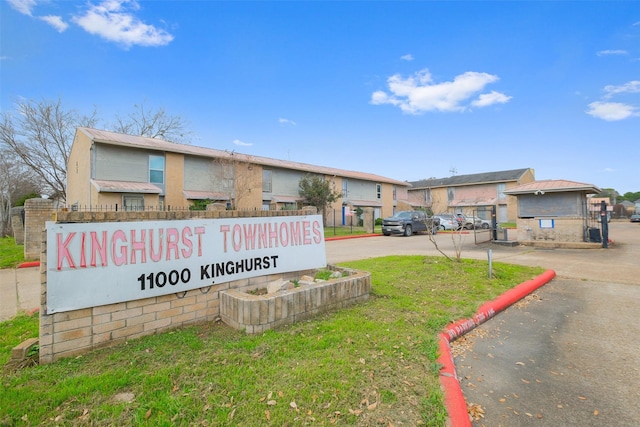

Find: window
<box><xmin>447</xmin><ymin>187</ymin><xmax>455</xmax><ymax>203</ymax></box>
<box><xmin>262</xmin><ymin>170</ymin><xmax>272</xmax><ymax>192</ymax></box>
<box><xmin>376</xmin><ymin>183</ymin><xmax>381</xmax><ymax>199</ymax></box>
<box><xmin>497</xmin><ymin>183</ymin><xmax>506</xmax><ymax>201</ymax></box>
<box><xmin>393</xmin><ymin>186</ymin><xmax>397</xmax><ymax>201</ymax></box>
<box><xmin>342</xmin><ymin>179</ymin><xmax>348</xmax><ymax>197</ymax></box>
<box><xmin>425</xmin><ymin>189</ymin><xmax>432</xmax><ymax>203</ymax></box>
<box><xmin>149</xmin><ymin>155</ymin><xmax>165</xmax><ymax>184</ymax></box>
<box><xmin>123</xmin><ymin>194</ymin><xmax>144</xmax><ymax>211</ymax></box>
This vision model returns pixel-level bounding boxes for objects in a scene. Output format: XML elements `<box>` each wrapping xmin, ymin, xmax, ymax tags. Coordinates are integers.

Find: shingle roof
<box><xmin>182</xmin><ymin>190</ymin><xmax>230</xmax><ymax>200</ymax></box>
<box><xmin>503</xmin><ymin>179</ymin><xmax>600</xmax><ymax>195</ymax></box>
<box><xmin>78</xmin><ymin>127</ymin><xmax>410</xmax><ymax>187</ymax></box>
<box><xmin>409</xmin><ymin>168</ymin><xmax>531</xmax><ymax>188</ymax></box>
<box><xmin>91</xmin><ymin>179</ymin><xmax>162</xmax><ymax>194</ymax></box>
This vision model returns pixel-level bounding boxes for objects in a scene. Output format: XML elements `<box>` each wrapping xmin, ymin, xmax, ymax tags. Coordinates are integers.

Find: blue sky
<box><xmin>2</xmin><ymin>1</ymin><xmax>639</xmax><ymax>195</ymax></box>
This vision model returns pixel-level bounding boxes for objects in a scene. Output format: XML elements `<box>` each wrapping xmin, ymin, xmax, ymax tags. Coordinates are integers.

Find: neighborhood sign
<box><xmin>46</xmin><ymin>215</ymin><xmax>326</xmax><ymax>313</ymax></box>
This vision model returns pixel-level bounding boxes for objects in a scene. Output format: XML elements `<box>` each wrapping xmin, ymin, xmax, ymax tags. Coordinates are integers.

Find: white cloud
<box><xmin>39</xmin><ymin>15</ymin><xmax>69</xmax><ymax>32</ymax></box>
<box><xmin>7</xmin><ymin>0</ymin><xmax>37</xmax><ymax>16</ymax></box>
<box><xmin>597</xmin><ymin>49</ymin><xmax>628</xmax><ymax>56</ymax></box>
<box><xmin>72</xmin><ymin>0</ymin><xmax>174</xmax><ymax>48</ymax></box>
<box><xmin>233</xmin><ymin>139</ymin><xmax>253</xmax><ymax>147</ymax></box>
<box><xmin>586</xmin><ymin>101</ymin><xmax>638</xmax><ymax>121</ymax></box>
<box><xmin>8</xmin><ymin>0</ymin><xmax>68</xmax><ymax>32</ymax></box>
<box><xmin>371</xmin><ymin>68</ymin><xmax>509</xmax><ymax>114</ymax></box>
<box><xmin>400</xmin><ymin>54</ymin><xmax>414</xmax><ymax>61</ymax></box>
<box><xmin>603</xmin><ymin>80</ymin><xmax>640</xmax><ymax>98</ymax></box>
<box><xmin>471</xmin><ymin>91</ymin><xmax>512</xmax><ymax>107</ymax></box>
<box><xmin>279</xmin><ymin>118</ymin><xmax>297</xmax><ymax>126</ymax></box>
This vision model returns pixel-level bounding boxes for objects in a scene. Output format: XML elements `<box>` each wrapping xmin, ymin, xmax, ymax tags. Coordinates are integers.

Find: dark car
<box><xmin>630</xmin><ymin>214</ymin><xmax>640</xmax><ymax>223</ymax></box>
<box><xmin>382</xmin><ymin>211</ymin><xmax>440</xmax><ymax>236</ymax></box>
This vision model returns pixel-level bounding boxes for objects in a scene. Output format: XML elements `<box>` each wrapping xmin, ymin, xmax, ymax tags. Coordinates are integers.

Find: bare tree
<box><xmin>426</xmin><ymin>195</ymin><xmax>468</xmax><ymax>262</ymax></box>
<box><xmin>209</xmin><ymin>155</ymin><xmax>256</xmax><ymax>209</ymax></box>
<box><xmin>0</xmin><ymin>148</ymin><xmax>43</xmax><ymax>236</ymax></box>
<box><xmin>0</xmin><ymin>98</ymin><xmax>193</xmax><ymax>203</ymax></box>
<box><xmin>112</xmin><ymin>101</ymin><xmax>193</xmax><ymax>144</ymax></box>
<box><xmin>0</xmin><ymin>98</ymin><xmax>97</xmax><ymax>201</ymax></box>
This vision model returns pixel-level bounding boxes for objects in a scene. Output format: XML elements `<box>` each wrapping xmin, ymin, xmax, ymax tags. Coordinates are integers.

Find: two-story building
<box><xmin>66</xmin><ymin>127</ymin><xmax>411</xmax><ymax>225</ymax></box>
<box><xmin>405</xmin><ymin>168</ymin><xmax>535</xmax><ymax>222</ymax></box>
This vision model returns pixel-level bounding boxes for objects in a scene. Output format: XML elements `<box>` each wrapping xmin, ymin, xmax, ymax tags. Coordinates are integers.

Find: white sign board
<box><xmin>46</xmin><ymin>215</ymin><xmax>326</xmax><ymax>313</ymax></box>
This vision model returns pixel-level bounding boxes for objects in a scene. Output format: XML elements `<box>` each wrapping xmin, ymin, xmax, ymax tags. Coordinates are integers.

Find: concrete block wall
<box><xmin>39</xmin><ymin>207</ymin><xmax>320</xmax><ymax>364</ymax></box>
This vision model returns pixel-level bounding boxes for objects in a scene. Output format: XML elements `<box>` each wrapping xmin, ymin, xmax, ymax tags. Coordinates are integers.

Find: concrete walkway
<box><xmin>0</xmin><ymin>267</ymin><xmax>40</xmax><ymax>322</ymax></box>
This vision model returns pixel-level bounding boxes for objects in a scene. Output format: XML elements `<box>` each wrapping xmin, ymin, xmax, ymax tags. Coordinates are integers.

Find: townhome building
<box><xmin>406</xmin><ymin>168</ymin><xmax>535</xmax><ymax>222</ymax></box>
<box><xmin>66</xmin><ymin>127</ymin><xmax>411</xmax><ymax>225</ymax></box>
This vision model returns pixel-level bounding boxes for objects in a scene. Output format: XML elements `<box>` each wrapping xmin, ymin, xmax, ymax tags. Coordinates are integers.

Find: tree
<box><xmin>209</xmin><ymin>155</ymin><xmax>256</xmax><ymax>210</ymax></box>
<box><xmin>620</xmin><ymin>191</ymin><xmax>640</xmax><ymax>202</ymax></box>
<box><xmin>0</xmin><ymin>148</ymin><xmax>44</xmax><ymax>236</ymax></box>
<box><xmin>0</xmin><ymin>98</ymin><xmax>98</xmax><ymax>201</ymax></box>
<box><xmin>595</xmin><ymin>188</ymin><xmax>620</xmax><ymax>204</ymax></box>
<box><xmin>298</xmin><ymin>174</ymin><xmax>341</xmax><ymax>219</ymax></box>
<box><xmin>111</xmin><ymin>101</ymin><xmax>193</xmax><ymax>144</ymax></box>
<box><xmin>0</xmin><ymin>98</ymin><xmax>192</xmax><ymax>203</ymax></box>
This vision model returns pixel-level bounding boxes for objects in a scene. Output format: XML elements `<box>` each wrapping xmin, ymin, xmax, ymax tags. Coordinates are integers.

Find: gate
<box><xmin>473</xmin><ymin>206</ymin><xmax>497</xmax><ymax>244</ymax></box>
<box><xmin>583</xmin><ymin>199</ymin><xmax>604</xmax><ymax>243</ymax></box>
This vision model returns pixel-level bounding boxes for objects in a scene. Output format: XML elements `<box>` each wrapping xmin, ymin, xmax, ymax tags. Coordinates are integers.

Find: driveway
<box><xmin>326</xmin><ymin>222</ymin><xmax>640</xmax><ymax>426</ymax></box>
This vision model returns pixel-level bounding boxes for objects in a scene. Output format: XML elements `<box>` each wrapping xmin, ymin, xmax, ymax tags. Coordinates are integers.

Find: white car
<box><xmin>469</xmin><ymin>216</ymin><xmax>492</xmax><ymax>229</ymax></box>
<box><xmin>435</xmin><ymin>215</ymin><xmax>459</xmax><ymax>230</ymax></box>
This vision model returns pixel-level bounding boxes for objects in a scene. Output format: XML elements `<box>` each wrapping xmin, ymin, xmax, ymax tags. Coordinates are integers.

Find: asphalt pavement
<box><xmin>326</xmin><ymin>222</ymin><xmax>640</xmax><ymax>426</ymax></box>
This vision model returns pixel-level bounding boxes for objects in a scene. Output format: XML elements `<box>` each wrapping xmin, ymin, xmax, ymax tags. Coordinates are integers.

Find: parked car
<box><xmin>382</xmin><ymin>211</ymin><xmax>439</xmax><ymax>236</ymax></box>
<box><xmin>454</xmin><ymin>213</ymin><xmax>476</xmax><ymax>230</ymax></box>
<box><xmin>630</xmin><ymin>214</ymin><xmax>640</xmax><ymax>223</ymax></box>
<box><xmin>468</xmin><ymin>216</ymin><xmax>492</xmax><ymax>229</ymax></box>
<box><xmin>434</xmin><ymin>214</ymin><xmax>459</xmax><ymax>231</ymax></box>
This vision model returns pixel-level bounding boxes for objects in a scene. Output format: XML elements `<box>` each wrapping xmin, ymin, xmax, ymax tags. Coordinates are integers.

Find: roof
<box><xmin>271</xmin><ymin>195</ymin><xmax>304</xmax><ymax>203</ymax></box>
<box><xmin>343</xmin><ymin>199</ymin><xmax>383</xmax><ymax>207</ymax></box>
<box><xmin>182</xmin><ymin>190</ymin><xmax>229</xmax><ymax>200</ymax></box>
<box><xmin>503</xmin><ymin>179</ymin><xmax>601</xmax><ymax>195</ymax></box>
<box><xmin>449</xmin><ymin>197</ymin><xmax>498</xmax><ymax>207</ymax></box>
<box><xmin>409</xmin><ymin>168</ymin><xmax>532</xmax><ymax>189</ymax></box>
<box><xmin>78</xmin><ymin>127</ymin><xmax>410</xmax><ymax>187</ymax></box>
<box><xmin>91</xmin><ymin>179</ymin><xmax>162</xmax><ymax>194</ymax></box>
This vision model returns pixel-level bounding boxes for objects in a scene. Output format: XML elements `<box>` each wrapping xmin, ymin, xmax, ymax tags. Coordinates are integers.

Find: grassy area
<box><xmin>324</xmin><ymin>225</ymin><xmax>381</xmax><ymax>237</ymax></box>
<box><xmin>0</xmin><ymin>236</ymin><xmax>24</xmax><ymax>269</ymax></box>
<box><xmin>1</xmin><ymin>256</ymin><xmax>545</xmax><ymax>426</ymax></box>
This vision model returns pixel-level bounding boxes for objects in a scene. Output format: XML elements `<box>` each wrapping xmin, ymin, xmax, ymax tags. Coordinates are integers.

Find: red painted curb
<box><xmin>437</xmin><ymin>269</ymin><xmax>556</xmax><ymax>426</ymax></box>
<box><xmin>17</xmin><ymin>261</ymin><xmax>40</xmax><ymax>269</ymax></box>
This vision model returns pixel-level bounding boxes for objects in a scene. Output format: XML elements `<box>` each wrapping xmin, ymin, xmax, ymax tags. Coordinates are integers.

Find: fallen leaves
<box><xmin>467</xmin><ymin>402</ymin><xmax>485</xmax><ymax>420</ymax></box>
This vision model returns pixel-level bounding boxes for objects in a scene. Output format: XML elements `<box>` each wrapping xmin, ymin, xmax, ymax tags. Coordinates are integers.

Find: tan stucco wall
<box><xmin>380</xmin><ymin>183</ymin><xmax>395</xmax><ymax>218</ymax></box>
<box><xmin>515</xmin><ymin>217</ymin><xmax>586</xmax><ymax>243</ymax></box>
<box><xmin>234</xmin><ymin>163</ymin><xmax>263</xmax><ymax>209</ymax></box>
<box><xmin>165</xmin><ymin>152</ymin><xmax>185</xmax><ymax>207</ymax></box>
<box><xmin>66</xmin><ymin>131</ymin><xmax>92</xmax><ymax>207</ymax></box>
<box><xmin>430</xmin><ymin>188</ymin><xmax>449</xmax><ymax>214</ymax></box>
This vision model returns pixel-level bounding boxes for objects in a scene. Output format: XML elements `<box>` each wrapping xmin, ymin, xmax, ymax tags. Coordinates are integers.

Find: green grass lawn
<box><xmin>0</xmin><ymin>236</ymin><xmax>25</xmax><ymax>269</ymax></box>
<box><xmin>0</xmin><ymin>256</ymin><xmax>545</xmax><ymax>426</ymax></box>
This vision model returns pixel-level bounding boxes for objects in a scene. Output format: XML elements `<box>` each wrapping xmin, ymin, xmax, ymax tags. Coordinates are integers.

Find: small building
<box><xmin>503</xmin><ymin>179</ymin><xmax>602</xmax><ymax>246</ymax></box>
<box><xmin>406</xmin><ymin>168</ymin><xmax>535</xmax><ymax>222</ymax></box>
